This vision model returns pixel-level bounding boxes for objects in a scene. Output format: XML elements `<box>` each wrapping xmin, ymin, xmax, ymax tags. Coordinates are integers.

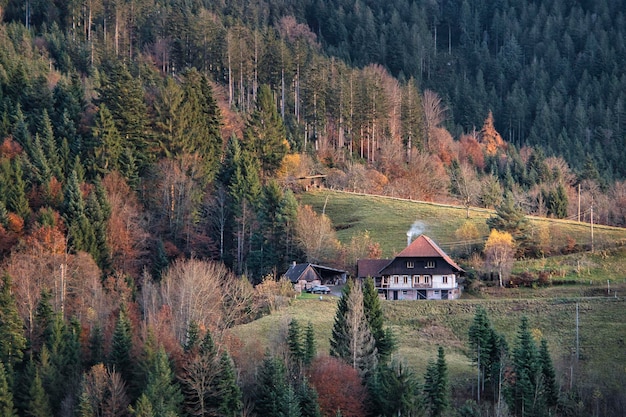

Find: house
<box><xmin>357</xmin><ymin>235</ymin><xmax>463</xmax><ymax>300</ymax></box>
<box><xmin>284</xmin><ymin>262</ymin><xmax>347</xmax><ymax>292</ymax></box>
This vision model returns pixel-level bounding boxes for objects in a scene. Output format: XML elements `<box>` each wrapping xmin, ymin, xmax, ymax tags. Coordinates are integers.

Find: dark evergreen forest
<box><xmin>0</xmin><ymin>0</ymin><xmax>625</xmax><ymax>415</ymax></box>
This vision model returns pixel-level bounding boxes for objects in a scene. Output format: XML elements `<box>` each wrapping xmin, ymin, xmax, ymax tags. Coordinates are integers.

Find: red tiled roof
<box><xmin>396</xmin><ymin>235</ymin><xmax>463</xmax><ymax>272</ymax></box>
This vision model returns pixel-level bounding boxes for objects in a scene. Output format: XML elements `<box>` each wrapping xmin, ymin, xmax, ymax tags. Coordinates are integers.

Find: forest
<box><xmin>0</xmin><ymin>0</ymin><xmax>625</xmax><ymax>416</ymax></box>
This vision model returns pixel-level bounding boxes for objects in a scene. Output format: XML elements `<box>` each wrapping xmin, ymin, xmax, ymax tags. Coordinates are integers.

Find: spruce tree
<box><xmin>330</xmin><ymin>279</ymin><xmax>353</xmax><ymax>360</ymax></box>
<box><xmin>296</xmin><ymin>378</ymin><xmax>321</xmax><ymax>417</ymax></box>
<box><xmin>109</xmin><ymin>307</ymin><xmax>134</xmax><ymax>388</ymax></box>
<box><xmin>509</xmin><ymin>316</ymin><xmax>542</xmax><ymax>417</ymax></box>
<box><xmin>282</xmin><ymin>384</ymin><xmax>303</xmax><ymax>417</ymax></box>
<box><xmin>254</xmin><ymin>354</ymin><xmax>288</xmax><ymax>417</ymax></box>
<box><xmin>0</xmin><ymin>274</ymin><xmax>26</xmax><ymax>374</ymax></box>
<box><xmin>345</xmin><ymin>281</ymin><xmax>378</xmax><ymax>379</ymax></box>
<box><xmin>0</xmin><ymin>362</ymin><xmax>17</xmax><ymax>417</ymax></box>
<box><xmin>287</xmin><ymin>318</ymin><xmax>304</xmax><ymax>362</ymax></box>
<box><xmin>423</xmin><ymin>347</ymin><xmax>449</xmax><ymax>417</ymax></box>
<box><xmin>242</xmin><ymin>84</ymin><xmax>289</xmax><ymax>177</ymax></box>
<box><xmin>130</xmin><ymin>394</ymin><xmax>155</xmax><ymax>417</ymax></box>
<box><xmin>25</xmin><ymin>371</ymin><xmax>52</xmax><ymax>417</ymax></box>
<box><xmin>539</xmin><ymin>339</ymin><xmax>559</xmax><ymax>410</ymax></box>
<box><xmin>303</xmin><ymin>322</ymin><xmax>317</xmax><ymax>366</ymax></box>
<box><xmin>6</xmin><ymin>158</ymin><xmax>30</xmax><ymax>220</ymax></box>
<box><xmin>143</xmin><ymin>347</ymin><xmax>183</xmax><ymax>417</ymax></box>
<box><xmin>362</xmin><ymin>276</ymin><xmax>396</xmax><ymax>361</ymax></box>
<box><xmin>216</xmin><ymin>352</ymin><xmax>242</xmax><ymax>417</ymax></box>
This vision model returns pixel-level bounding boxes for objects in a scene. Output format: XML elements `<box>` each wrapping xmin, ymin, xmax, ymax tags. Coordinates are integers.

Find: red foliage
<box><xmin>459</xmin><ymin>134</ymin><xmax>486</xmax><ymax>170</ymax></box>
<box><xmin>308</xmin><ymin>356</ymin><xmax>369</xmax><ymax>417</ymax></box>
<box><xmin>0</xmin><ymin>137</ymin><xmax>23</xmax><ymax>159</ymax></box>
<box><xmin>23</xmin><ymin>224</ymin><xmax>66</xmax><ymax>255</ymax></box>
<box><xmin>7</xmin><ymin>213</ymin><xmax>24</xmax><ymax>234</ymax></box>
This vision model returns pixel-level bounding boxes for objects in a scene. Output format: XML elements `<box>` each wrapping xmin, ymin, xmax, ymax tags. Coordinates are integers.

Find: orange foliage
<box><xmin>480</xmin><ymin>111</ymin><xmax>506</xmax><ymax>156</ymax></box>
<box><xmin>0</xmin><ymin>225</ymin><xmax>19</xmax><ymax>258</ymax></box>
<box><xmin>0</xmin><ymin>137</ymin><xmax>23</xmax><ymax>159</ymax></box>
<box><xmin>102</xmin><ymin>172</ymin><xmax>149</xmax><ymax>277</ymax></box>
<box><xmin>308</xmin><ymin>356</ymin><xmax>369</xmax><ymax>417</ymax></box>
<box><xmin>459</xmin><ymin>133</ymin><xmax>486</xmax><ymax>170</ymax></box>
<box><xmin>23</xmin><ymin>224</ymin><xmax>66</xmax><ymax>254</ymax></box>
<box><xmin>6</xmin><ymin>213</ymin><xmax>24</xmax><ymax>234</ymax></box>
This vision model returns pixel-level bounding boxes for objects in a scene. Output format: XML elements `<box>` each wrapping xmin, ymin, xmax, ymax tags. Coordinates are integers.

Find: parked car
<box><xmin>308</xmin><ymin>285</ymin><xmax>331</xmax><ymax>294</ymax></box>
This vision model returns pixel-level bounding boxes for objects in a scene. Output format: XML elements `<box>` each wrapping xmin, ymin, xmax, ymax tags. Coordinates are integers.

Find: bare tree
<box><xmin>294</xmin><ymin>205</ymin><xmax>342</xmax><ymax>265</ymax></box>
<box><xmin>422</xmin><ymin>89</ymin><xmax>448</xmax><ymax>150</ymax></box>
<box><xmin>450</xmin><ymin>161</ymin><xmax>482</xmax><ymax>218</ymax></box>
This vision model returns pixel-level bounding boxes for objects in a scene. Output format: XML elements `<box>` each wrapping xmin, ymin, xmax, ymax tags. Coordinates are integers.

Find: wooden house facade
<box><xmin>357</xmin><ymin>235</ymin><xmax>463</xmax><ymax>300</ymax></box>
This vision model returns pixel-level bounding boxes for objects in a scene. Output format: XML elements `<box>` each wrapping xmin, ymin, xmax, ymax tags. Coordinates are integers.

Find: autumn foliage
<box><xmin>308</xmin><ymin>356</ymin><xmax>369</xmax><ymax>417</ymax></box>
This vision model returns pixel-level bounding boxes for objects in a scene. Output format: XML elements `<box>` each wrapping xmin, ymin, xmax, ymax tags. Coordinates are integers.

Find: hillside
<box><xmin>231</xmin><ymin>294</ymin><xmax>626</xmax><ymax>411</ymax></box>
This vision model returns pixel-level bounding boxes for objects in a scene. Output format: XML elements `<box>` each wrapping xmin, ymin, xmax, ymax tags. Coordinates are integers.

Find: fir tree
<box><xmin>130</xmin><ymin>394</ymin><xmax>155</xmax><ymax>417</ymax></box>
<box><xmin>282</xmin><ymin>384</ymin><xmax>302</xmax><ymax>417</ymax></box>
<box><xmin>91</xmin><ymin>104</ymin><xmax>123</xmax><ymax>175</ymax></box>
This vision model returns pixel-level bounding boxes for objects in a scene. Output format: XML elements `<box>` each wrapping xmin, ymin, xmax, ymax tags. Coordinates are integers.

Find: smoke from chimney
<box><xmin>406</xmin><ymin>221</ymin><xmax>425</xmax><ymax>246</ymax></box>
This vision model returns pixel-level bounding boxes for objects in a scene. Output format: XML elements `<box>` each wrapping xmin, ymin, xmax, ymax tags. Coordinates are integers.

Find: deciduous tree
<box><xmin>484</xmin><ymin>229</ymin><xmax>515</xmax><ymax>288</ymax></box>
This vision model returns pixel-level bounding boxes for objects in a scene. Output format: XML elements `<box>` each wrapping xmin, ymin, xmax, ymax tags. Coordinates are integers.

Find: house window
<box><xmin>425</xmin><ymin>275</ymin><xmax>431</xmax><ymax>284</ymax></box>
<box><xmin>414</xmin><ymin>275</ymin><xmax>420</xmax><ymax>283</ymax></box>
<box><xmin>394</xmin><ymin>276</ymin><xmax>399</xmax><ymax>284</ymax></box>
<box><xmin>403</xmin><ymin>275</ymin><xmax>409</xmax><ymax>284</ymax></box>
<box><xmin>407</xmin><ymin>261</ymin><xmax>414</xmax><ymax>269</ymax></box>
<box><xmin>425</xmin><ymin>261</ymin><xmax>435</xmax><ymax>268</ymax></box>
<box><xmin>443</xmin><ymin>276</ymin><xmax>448</xmax><ymax>284</ymax></box>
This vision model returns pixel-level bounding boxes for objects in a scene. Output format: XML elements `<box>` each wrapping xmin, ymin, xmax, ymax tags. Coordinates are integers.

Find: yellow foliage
<box><xmin>484</xmin><ymin>229</ymin><xmax>514</xmax><ymax>249</ymax></box>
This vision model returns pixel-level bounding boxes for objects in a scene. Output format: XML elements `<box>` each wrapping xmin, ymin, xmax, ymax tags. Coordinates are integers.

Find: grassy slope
<box><xmin>231</xmin><ymin>190</ymin><xmax>626</xmax><ymax>395</ymax></box>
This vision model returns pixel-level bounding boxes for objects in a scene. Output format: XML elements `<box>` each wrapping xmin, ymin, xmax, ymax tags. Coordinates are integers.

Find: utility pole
<box><xmin>578</xmin><ymin>183</ymin><xmax>581</xmax><ymax>222</ymax></box>
<box><xmin>590</xmin><ymin>203</ymin><xmax>594</xmax><ymax>252</ymax></box>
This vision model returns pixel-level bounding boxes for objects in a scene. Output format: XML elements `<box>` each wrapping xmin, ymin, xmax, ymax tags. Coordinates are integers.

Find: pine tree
<box><xmin>369</xmin><ymin>360</ymin><xmax>423</xmax><ymax>417</ymax></box>
<box><xmin>0</xmin><ymin>274</ymin><xmax>26</xmax><ymax>374</ymax></box>
<box><xmin>143</xmin><ymin>347</ymin><xmax>183</xmax><ymax>417</ymax></box>
<box><xmin>0</xmin><ymin>362</ymin><xmax>17</xmax><ymax>417</ymax></box>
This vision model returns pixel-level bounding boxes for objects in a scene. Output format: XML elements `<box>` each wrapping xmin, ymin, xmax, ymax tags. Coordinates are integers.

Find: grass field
<box><xmin>230</xmin><ymin>294</ymin><xmax>626</xmax><ymax>397</ymax></box>
<box><xmin>299</xmin><ymin>190</ymin><xmax>626</xmax><ymax>286</ymax></box>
